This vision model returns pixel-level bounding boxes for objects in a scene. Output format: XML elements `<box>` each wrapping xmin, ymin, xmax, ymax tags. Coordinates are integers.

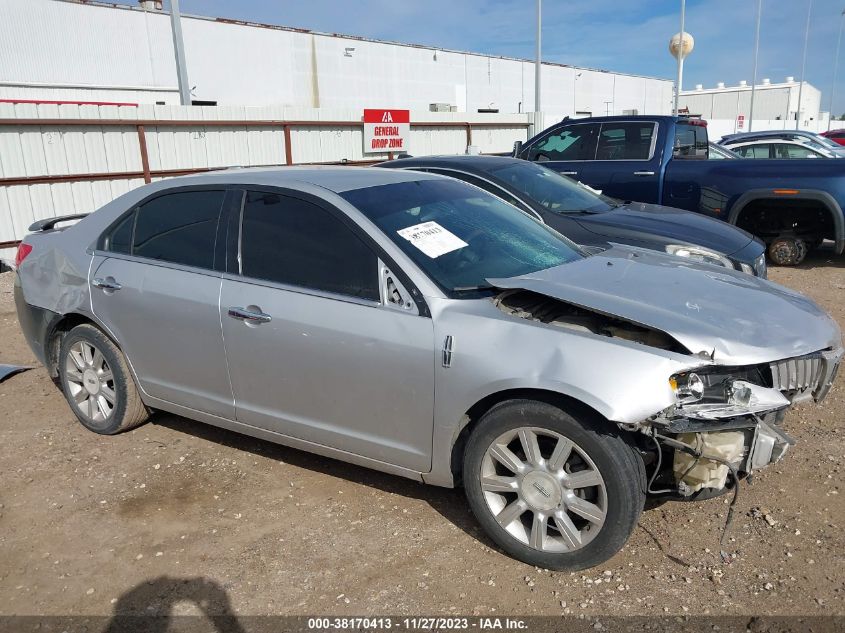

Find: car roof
<box><xmin>728</xmin><ymin>139</ymin><xmax>810</xmax><ymax>147</ymax></box>
<box><xmin>381</xmin><ymin>154</ymin><xmax>525</xmax><ymax>173</ymax></box>
<box><xmin>148</xmin><ymin>165</ymin><xmax>441</xmax><ymax>194</ymax></box>
<box><xmin>721</xmin><ymin>130</ymin><xmax>820</xmax><ymax>142</ymax></box>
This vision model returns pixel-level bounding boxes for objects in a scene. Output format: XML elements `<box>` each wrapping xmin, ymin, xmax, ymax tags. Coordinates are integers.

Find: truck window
<box><xmin>527</xmin><ymin>123</ymin><xmax>600</xmax><ymax>161</ymax></box>
<box><xmin>596</xmin><ymin>122</ymin><xmax>656</xmax><ymax>160</ymax></box>
<box><xmin>673</xmin><ymin>123</ymin><xmax>708</xmax><ymax>159</ymax></box>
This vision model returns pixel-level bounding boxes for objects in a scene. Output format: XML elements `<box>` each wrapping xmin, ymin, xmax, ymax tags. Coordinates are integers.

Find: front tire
<box><xmin>58</xmin><ymin>324</ymin><xmax>149</xmax><ymax>435</ymax></box>
<box><xmin>463</xmin><ymin>400</ymin><xmax>645</xmax><ymax>571</ymax></box>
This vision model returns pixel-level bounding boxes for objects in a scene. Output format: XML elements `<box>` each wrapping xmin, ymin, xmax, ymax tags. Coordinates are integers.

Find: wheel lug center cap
<box><xmin>82</xmin><ymin>369</ymin><xmax>100</xmax><ymax>395</ymax></box>
<box><xmin>520</xmin><ymin>471</ymin><xmax>562</xmax><ymax>511</ymax></box>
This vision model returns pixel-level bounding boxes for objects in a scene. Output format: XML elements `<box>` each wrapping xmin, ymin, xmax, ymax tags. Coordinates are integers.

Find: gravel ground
<box><xmin>0</xmin><ymin>252</ymin><xmax>843</xmax><ymax>621</ymax></box>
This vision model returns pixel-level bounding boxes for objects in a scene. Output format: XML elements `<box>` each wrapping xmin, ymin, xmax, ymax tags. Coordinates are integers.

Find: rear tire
<box><xmin>768</xmin><ymin>236</ymin><xmax>807</xmax><ymax>266</ymax></box>
<box><xmin>58</xmin><ymin>324</ymin><xmax>149</xmax><ymax>435</ymax></box>
<box><xmin>463</xmin><ymin>399</ymin><xmax>645</xmax><ymax>571</ymax></box>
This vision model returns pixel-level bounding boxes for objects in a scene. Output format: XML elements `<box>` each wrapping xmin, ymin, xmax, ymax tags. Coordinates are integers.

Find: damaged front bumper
<box><xmin>644</xmin><ymin>347</ymin><xmax>843</xmax><ymax>497</ymax></box>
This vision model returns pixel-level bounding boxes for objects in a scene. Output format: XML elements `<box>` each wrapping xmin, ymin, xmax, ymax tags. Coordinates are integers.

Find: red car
<box><xmin>821</xmin><ymin>129</ymin><xmax>845</xmax><ymax>146</ymax></box>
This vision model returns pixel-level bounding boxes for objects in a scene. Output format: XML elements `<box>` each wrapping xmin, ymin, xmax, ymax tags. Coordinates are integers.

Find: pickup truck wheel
<box><xmin>463</xmin><ymin>400</ymin><xmax>645</xmax><ymax>571</ymax></box>
<box><xmin>58</xmin><ymin>324</ymin><xmax>149</xmax><ymax>435</ymax></box>
<box><xmin>768</xmin><ymin>237</ymin><xmax>807</xmax><ymax>266</ymax></box>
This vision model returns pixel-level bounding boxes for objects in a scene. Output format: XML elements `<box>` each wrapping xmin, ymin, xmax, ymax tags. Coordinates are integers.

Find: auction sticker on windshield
<box><xmin>397</xmin><ymin>221</ymin><xmax>468</xmax><ymax>258</ymax></box>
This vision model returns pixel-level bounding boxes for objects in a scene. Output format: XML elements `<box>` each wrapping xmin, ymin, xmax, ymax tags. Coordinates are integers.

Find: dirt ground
<box><xmin>0</xmin><ymin>251</ymin><xmax>843</xmax><ymax>621</ymax></box>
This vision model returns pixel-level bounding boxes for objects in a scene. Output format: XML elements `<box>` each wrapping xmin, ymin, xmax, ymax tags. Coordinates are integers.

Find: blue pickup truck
<box><xmin>514</xmin><ymin>115</ymin><xmax>845</xmax><ymax>265</ymax></box>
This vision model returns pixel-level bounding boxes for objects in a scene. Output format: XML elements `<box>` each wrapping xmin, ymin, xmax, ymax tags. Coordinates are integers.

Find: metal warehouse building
<box><xmin>679</xmin><ymin>78</ymin><xmax>824</xmax><ymax>129</ymax></box>
<box><xmin>0</xmin><ymin>0</ymin><xmax>674</xmax><ymax>119</ymax></box>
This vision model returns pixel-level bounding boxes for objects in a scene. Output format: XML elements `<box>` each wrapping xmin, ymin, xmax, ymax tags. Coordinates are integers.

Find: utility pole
<box><xmin>796</xmin><ymin>0</ymin><xmax>812</xmax><ymax>129</ymax></box>
<box><xmin>829</xmin><ymin>8</ymin><xmax>845</xmax><ymax>130</ymax></box>
<box><xmin>749</xmin><ymin>0</ymin><xmax>762</xmax><ymax>132</ymax></box>
<box><xmin>535</xmin><ymin>0</ymin><xmax>542</xmax><ymax>114</ymax></box>
<box><xmin>674</xmin><ymin>0</ymin><xmax>686</xmax><ymax>114</ymax></box>
<box><xmin>169</xmin><ymin>0</ymin><xmax>192</xmax><ymax>106</ymax></box>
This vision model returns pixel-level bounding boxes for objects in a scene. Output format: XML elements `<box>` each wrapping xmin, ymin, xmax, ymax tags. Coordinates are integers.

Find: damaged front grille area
<box><xmin>770</xmin><ymin>354</ymin><xmax>823</xmax><ymax>392</ymax></box>
<box><xmin>770</xmin><ymin>348</ymin><xmax>843</xmax><ymax>403</ymax></box>
<box><xmin>494</xmin><ymin>289</ymin><xmax>689</xmax><ymax>354</ymax></box>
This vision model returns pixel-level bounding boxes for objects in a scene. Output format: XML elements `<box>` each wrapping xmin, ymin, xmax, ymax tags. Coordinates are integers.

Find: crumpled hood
<box><xmin>576</xmin><ymin>202</ymin><xmax>754</xmax><ymax>255</ymax></box>
<box><xmin>489</xmin><ymin>246</ymin><xmax>842</xmax><ymax>366</ymax></box>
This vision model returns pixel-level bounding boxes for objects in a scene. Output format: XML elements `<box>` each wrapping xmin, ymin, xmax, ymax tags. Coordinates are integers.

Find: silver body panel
<box><xmin>14</xmin><ymin>167</ymin><xmax>843</xmax><ymax>489</ymax></box>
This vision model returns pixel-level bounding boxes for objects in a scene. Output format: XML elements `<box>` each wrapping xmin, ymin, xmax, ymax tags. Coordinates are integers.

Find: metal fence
<box><xmin>0</xmin><ymin>103</ymin><xmax>535</xmax><ymax>256</ymax></box>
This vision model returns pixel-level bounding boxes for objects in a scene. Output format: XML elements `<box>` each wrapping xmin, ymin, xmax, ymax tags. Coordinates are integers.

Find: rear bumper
<box><xmin>13</xmin><ymin>280</ymin><xmax>56</xmax><ymax>367</ymax></box>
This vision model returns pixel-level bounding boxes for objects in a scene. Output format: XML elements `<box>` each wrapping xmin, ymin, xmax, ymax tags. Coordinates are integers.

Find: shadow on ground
<box><xmin>150</xmin><ymin>412</ymin><xmax>494</xmax><ymax>550</ymax></box>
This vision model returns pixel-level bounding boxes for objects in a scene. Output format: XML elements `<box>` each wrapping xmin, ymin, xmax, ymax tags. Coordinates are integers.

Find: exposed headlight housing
<box><xmin>739</xmin><ymin>253</ymin><xmax>767</xmax><ymax>278</ymax></box>
<box><xmin>669</xmin><ymin>368</ymin><xmax>790</xmax><ymax>420</ymax></box>
<box><xmin>665</xmin><ymin>244</ymin><xmax>733</xmax><ymax>269</ymax></box>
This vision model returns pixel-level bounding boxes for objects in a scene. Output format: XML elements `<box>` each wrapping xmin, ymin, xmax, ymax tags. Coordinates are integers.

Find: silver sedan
<box><xmin>14</xmin><ymin>167</ymin><xmax>842</xmax><ymax>570</ymax></box>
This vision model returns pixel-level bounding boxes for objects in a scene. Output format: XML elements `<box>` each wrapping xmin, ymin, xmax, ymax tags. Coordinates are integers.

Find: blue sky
<box><xmin>118</xmin><ymin>0</ymin><xmax>845</xmax><ymax>115</ymax></box>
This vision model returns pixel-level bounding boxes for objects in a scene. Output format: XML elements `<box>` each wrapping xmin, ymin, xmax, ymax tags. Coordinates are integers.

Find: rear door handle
<box><xmin>633</xmin><ymin>171</ymin><xmax>655</xmax><ymax>176</ymax></box>
<box><xmin>559</xmin><ymin>171</ymin><xmax>578</xmax><ymax>176</ymax></box>
<box><xmin>92</xmin><ymin>277</ymin><xmax>122</xmax><ymax>291</ymax></box>
<box><xmin>228</xmin><ymin>306</ymin><xmax>272</xmax><ymax>324</ymax></box>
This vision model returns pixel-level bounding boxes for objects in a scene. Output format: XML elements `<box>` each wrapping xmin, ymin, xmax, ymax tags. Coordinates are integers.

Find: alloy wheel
<box><xmin>480</xmin><ymin>426</ymin><xmax>608</xmax><ymax>553</ymax></box>
<box><xmin>64</xmin><ymin>340</ymin><xmax>116</xmax><ymax>423</ymax></box>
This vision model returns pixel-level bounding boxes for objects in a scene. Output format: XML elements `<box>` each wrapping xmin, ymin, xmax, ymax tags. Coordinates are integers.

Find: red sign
<box><xmin>737</xmin><ymin>114</ymin><xmax>745</xmax><ymax>130</ymax></box>
<box><xmin>363</xmin><ymin>109</ymin><xmax>410</xmax><ymax>153</ymax></box>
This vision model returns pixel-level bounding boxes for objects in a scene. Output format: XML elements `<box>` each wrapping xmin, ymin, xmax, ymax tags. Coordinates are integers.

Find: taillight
<box><xmin>15</xmin><ymin>243</ymin><xmax>33</xmax><ymax>268</ymax></box>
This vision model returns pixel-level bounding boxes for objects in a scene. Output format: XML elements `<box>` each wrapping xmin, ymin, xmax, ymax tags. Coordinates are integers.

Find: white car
<box><xmin>725</xmin><ymin>138</ymin><xmax>839</xmax><ymax>159</ymax></box>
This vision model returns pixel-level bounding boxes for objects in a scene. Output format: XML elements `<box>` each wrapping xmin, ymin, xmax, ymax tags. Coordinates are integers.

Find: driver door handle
<box><xmin>633</xmin><ymin>171</ymin><xmax>655</xmax><ymax>176</ymax></box>
<box><xmin>92</xmin><ymin>277</ymin><xmax>122</xmax><ymax>291</ymax></box>
<box><xmin>228</xmin><ymin>306</ymin><xmax>272</xmax><ymax>324</ymax></box>
<box><xmin>559</xmin><ymin>171</ymin><xmax>578</xmax><ymax>176</ymax></box>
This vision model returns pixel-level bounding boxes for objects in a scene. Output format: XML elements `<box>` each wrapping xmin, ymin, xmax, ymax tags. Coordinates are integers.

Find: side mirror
<box><xmin>512</xmin><ymin>140</ymin><xmax>523</xmax><ymax>158</ymax></box>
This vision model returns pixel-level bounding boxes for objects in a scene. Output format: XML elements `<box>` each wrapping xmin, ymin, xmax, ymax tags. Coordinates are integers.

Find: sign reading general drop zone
<box><xmin>363</xmin><ymin>109</ymin><xmax>410</xmax><ymax>153</ymax></box>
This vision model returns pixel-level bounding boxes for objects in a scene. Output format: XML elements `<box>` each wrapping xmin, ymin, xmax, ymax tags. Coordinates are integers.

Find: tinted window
<box><xmin>132</xmin><ymin>191</ymin><xmax>224</xmax><ymax>268</ymax></box>
<box><xmin>425</xmin><ymin>169</ymin><xmax>527</xmax><ymax>210</ymax></box>
<box><xmin>341</xmin><ymin>179</ymin><xmax>582</xmax><ymax>294</ymax></box>
<box><xmin>107</xmin><ymin>212</ymin><xmax>134</xmax><ymax>254</ymax></box>
<box><xmin>673</xmin><ymin>124</ymin><xmax>708</xmax><ymax>159</ymax></box>
<box><xmin>597</xmin><ymin>122</ymin><xmax>656</xmax><ymax>160</ymax></box>
<box><xmin>488</xmin><ymin>161</ymin><xmax>615</xmax><ymax>214</ymax></box>
<box><xmin>240</xmin><ymin>191</ymin><xmax>379</xmax><ymax>301</ymax></box>
<box><xmin>528</xmin><ymin>123</ymin><xmax>599</xmax><ymax>161</ymax></box>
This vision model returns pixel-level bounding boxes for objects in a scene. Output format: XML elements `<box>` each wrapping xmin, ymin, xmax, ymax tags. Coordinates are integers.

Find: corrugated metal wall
<box><xmin>0</xmin><ymin>0</ymin><xmax>673</xmax><ymax>116</ymax></box>
<box><xmin>0</xmin><ymin>103</ymin><xmax>534</xmax><ymax>261</ymax></box>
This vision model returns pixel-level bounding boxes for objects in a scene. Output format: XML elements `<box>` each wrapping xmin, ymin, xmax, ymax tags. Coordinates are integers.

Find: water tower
<box><xmin>669</xmin><ymin>31</ymin><xmax>695</xmax><ymax>114</ymax></box>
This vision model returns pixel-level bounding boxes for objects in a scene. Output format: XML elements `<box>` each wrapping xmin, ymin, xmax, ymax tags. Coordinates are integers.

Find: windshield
<box><xmin>341</xmin><ymin>179</ymin><xmax>583</xmax><ymax>294</ymax></box>
<box><xmin>486</xmin><ymin>161</ymin><xmax>615</xmax><ymax>213</ymax></box>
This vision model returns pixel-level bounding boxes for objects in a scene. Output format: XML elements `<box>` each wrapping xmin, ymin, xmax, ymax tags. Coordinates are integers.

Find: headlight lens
<box><xmin>665</xmin><ymin>244</ymin><xmax>733</xmax><ymax>269</ymax></box>
<box><xmin>754</xmin><ymin>252</ymin><xmax>767</xmax><ymax>278</ymax></box>
<box><xmin>670</xmin><ymin>372</ymin><xmax>705</xmax><ymax>403</ymax></box>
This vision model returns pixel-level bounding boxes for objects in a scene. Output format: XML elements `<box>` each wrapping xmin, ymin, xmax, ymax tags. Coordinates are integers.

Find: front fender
<box><xmin>424</xmin><ymin>297</ymin><xmax>709</xmax><ymax>487</ymax></box>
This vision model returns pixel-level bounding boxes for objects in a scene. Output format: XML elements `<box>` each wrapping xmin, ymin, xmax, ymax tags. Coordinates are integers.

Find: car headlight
<box><xmin>754</xmin><ymin>252</ymin><xmax>767</xmax><ymax>278</ymax></box>
<box><xmin>665</xmin><ymin>244</ymin><xmax>733</xmax><ymax>269</ymax></box>
<box><xmin>739</xmin><ymin>252</ymin><xmax>767</xmax><ymax>277</ymax></box>
<box><xmin>669</xmin><ymin>372</ymin><xmax>705</xmax><ymax>403</ymax></box>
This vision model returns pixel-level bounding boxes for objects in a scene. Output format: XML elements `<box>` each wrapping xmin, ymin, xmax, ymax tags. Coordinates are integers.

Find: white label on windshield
<box><xmin>397</xmin><ymin>221</ymin><xmax>468</xmax><ymax>258</ymax></box>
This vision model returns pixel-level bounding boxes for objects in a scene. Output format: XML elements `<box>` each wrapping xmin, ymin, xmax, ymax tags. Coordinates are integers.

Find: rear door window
<box><xmin>130</xmin><ymin>190</ymin><xmax>226</xmax><ymax>269</ymax></box>
<box><xmin>239</xmin><ymin>191</ymin><xmax>379</xmax><ymax>301</ymax></box>
<box><xmin>775</xmin><ymin>143</ymin><xmax>820</xmax><ymax>159</ymax></box>
<box><xmin>735</xmin><ymin>144</ymin><xmax>771</xmax><ymax>159</ymax></box>
<box><xmin>528</xmin><ymin>123</ymin><xmax>600</xmax><ymax>161</ymax></box>
<box><xmin>673</xmin><ymin>123</ymin><xmax>708</xmax><ymax>159</ymax></box>
<box><xmin>597</xmin><ymin>122</ymin><xmax>656</xmax><ymax>160</ymax></box>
